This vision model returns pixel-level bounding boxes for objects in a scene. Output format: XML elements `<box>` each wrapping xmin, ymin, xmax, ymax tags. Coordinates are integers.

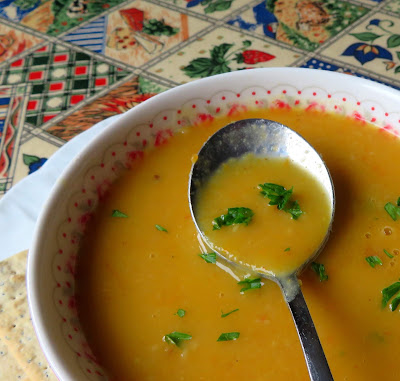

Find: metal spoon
<box><xmin>189</xmin><ymin>118</ymin><xmax>335</xmax><ymax>381</ymax></box>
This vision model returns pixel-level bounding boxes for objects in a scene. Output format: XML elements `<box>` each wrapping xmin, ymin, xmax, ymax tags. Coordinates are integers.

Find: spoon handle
<box><xmin>281</xmin><ymin>276</ymin><xmax>334</xmax><ymax>381</ymax></box>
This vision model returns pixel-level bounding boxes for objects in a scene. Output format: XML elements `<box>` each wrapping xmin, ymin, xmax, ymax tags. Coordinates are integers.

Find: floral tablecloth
<box><xmin>0</xmin><ymin>0</ymin><xmax>400</xmax><ymax>378</ymax></box>
<box><xmin>0</xmin><ymin>0</ymin><xmax>399</xmax><ymax>199</ymax></box>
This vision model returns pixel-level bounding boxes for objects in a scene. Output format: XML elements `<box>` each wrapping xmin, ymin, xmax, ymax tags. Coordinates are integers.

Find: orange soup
<box><xmin>194</xmin><ymin>154</ymin><xmax>332</xmax><ymax>276</ymax></box>
<box><xmin>77</xmin><ymin>108</ymin><xmax>400</xmax><ymax>381</ymax></box>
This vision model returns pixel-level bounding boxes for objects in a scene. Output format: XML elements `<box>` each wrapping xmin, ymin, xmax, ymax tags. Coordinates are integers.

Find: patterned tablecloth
<box><xmin>0</xmin><ymin>0</ymin><xmax>400</xmax><ymax>378</ymax></box>
<box><xmin>0</xmin><ymin>0</ymin><xmax>399</xmax><ymax>198</ymax></box>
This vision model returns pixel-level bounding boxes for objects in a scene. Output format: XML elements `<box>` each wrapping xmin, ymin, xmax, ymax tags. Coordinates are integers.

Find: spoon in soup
<box><xmin>189</xmin><ymin>118</ymin><xmax>335</xmax><ymax>381</ymax></box>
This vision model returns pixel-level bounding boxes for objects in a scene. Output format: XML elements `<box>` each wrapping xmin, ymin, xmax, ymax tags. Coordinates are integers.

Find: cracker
<box><xmin>0</xmin><ymin>337</ymin><xmax>31</xmax><ymax>380</ymax></box>
<box><xmin>0</xmin><ymin>250</ymin><xmax>57</xmax><ymax>380</ymax></box>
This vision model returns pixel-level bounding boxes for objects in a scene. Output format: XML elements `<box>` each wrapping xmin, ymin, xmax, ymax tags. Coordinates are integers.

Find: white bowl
<box><xmin>27</xmin><ymin>68</ymin><xmax>400</xmax><ymax>380</ymax></box>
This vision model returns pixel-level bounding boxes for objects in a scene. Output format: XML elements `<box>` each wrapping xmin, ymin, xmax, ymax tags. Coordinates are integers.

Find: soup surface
<box><xmin>77</xmin><ymin>108</ymin><xmax>400</xmax><ymax>381</ymax></box>
<box><xmin>195</xmin><ymin>154</ymin><xmax>332</xmax><ymax>276</ymax></box>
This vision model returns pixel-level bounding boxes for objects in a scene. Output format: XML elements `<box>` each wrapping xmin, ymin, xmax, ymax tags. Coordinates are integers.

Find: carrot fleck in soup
<box><xmin>194</xmin><ymin>154</ymin><xmax>332</xmax><ymax>276</ymax></box>
<box><xmin>77</xmin><ymin>108</ymin><xmax>400</xmax><ymax>381</ymax></box>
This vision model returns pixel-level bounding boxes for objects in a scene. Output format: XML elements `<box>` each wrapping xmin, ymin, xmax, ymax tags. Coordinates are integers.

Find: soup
<box><xmin>77</xmin><ymin>107</ymin><xmax>400</xmax><ymax>381</ymax></box>
<box><xmin>194</xmin><ymin>154</ymin><xmax>332</xmax><ymax>276</ymax></box>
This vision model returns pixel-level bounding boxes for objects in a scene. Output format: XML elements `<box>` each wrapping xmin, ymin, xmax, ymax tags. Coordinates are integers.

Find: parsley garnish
<box><xmin>259</xmin><ymin>183</ymin><xmax>292</xmax><ymax>209</ymax></box>
<box><xmin>381</xmin><ymin>280</ymin><xmax>400</xmax><ymax>310</ymax></box>
<box><xmin>384</xmin><ymin>249</ymin><xmax>394</xmax><ymax>259</ymax></box>
<box><xmin>155</xmin><ymin>224</ymin><xmax>168</xmax><ymax>232</ymax></box>
<box><xmin>111</xmin><ymin>209</ymin><xmax>128</xmax><ymax>218</ymax></box>
<box><xmin>199</xmin><ymin>253</ymin><xmax>217</xmax><ymax>263</ymax></box>
<box><xmin>163</xmin><ymin>331</ymin><xmax>192</xmax><ymax>346</ymax></box>
<box><xmin>286</xmin><ymin>201</ymin><xmax>303</xmax><ymax>220</ymax></box>
<box><xmin>221</xmin><ymin>308</ymin><xmax>239</xmax><ymax>318</ymax></box>
<box><xmin>384</xmin><ymin>198</ymin><xmax>400</xmax><ymax>221</ymax></box>
<box><xmin>258</xmin><ymin>183</ymin><xmax>303</xmax><ymax>219</ymax></box>
<box><xmin>237</xmin><ymin>278</ymin><xmax>262</xmax><ymax>292</ymax></box>
<box><xmin>284</xmin><ymin>247</ymin><xmax>291</xmax><ymax>252</ymax></box>
<box><xmin>176</xmin><ymin>309</ymin><xmax>185</xmax><ymax>318</ymax></box>
<box><xmin>366</xmin><ymin>256</ymin><xmax>383</xmax><ymax>268</ymax></box>
<box><xmin>217</xmin><ymin>332</ymin><xmax>240</xmax><ymax>341</ymax></box>
<box><xmin>311</xmin><ymin>262</ymin><xmax>328</xmax><ymax>281</ymax></box>
<box><xmin>212</xmin><ymin>207</ymin><xmax>254</xmax><ymax>230</ymax></box>
<box><xmin>391</xmin><ymin>294</ymin><xmax>400</xmax><ymax>312</ymax></box>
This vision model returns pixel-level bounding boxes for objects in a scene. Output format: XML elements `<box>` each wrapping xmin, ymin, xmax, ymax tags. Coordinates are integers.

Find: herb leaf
<box><xmin>163</xmin><ymin>331</ymin><xmax>192</xmax><ymax>346</ymax></box>
<box><xmin>259</xmin><ymin>183</ymin><xmax>303</xmax><ymax>219</ymax></box>
<box><xmin>311</xmin><ymin>262</ymin><xmax>328</xmax><ymax>281</ymax></box>
<box><xmin>259</xmin><ymin>183</ymin><xmax>293</xmax><ymax>209</ymax></box>
<box><xmin>384</xmin><ymin>249</ymin><xmax>394</xmax><ymax>259</ymax></box>
<box><xmin>155</xmin><ymin>224</ymin><xmax>168</xmax><ymax>232</ymax></box>
<box><xmin>212</xmin><ymin>207</ymin><xmax>254</xmax><ymax>230</ymax></box>
<box><xmin>111</xmin><ymin>209</ymin><xmax>128</xmax><ymax>218</ymax></box>
<box><xmin>366</xmin><ymin>256</ymin><xmax>383</xmax><ymax>268</ymax></box>
<box><xmin>199</xmin><ymin>252</ymin><xmax>217</xmax><ymax>263</ymax></box>
<box><xmin>382</xmin><ymin>281</ymin><xmax>400</xmax><ymax>309</ymax></box>
<box><xmin>217</xmin><ymin>332</ymin><xmax>240</xmax><ymax>341</ymax></box>
<box><xmin>176</xmin><ymin>309</ymin><xmax>185</xmax><ymax>318</ymax></box>
<box><xmin>221</xmin><ymin>308</ymin><xmax>239</xmax><ymax>318</ymax></box>
<box><xmin>237</xmin><ymin>277</ymin><xmax>262</xmax><ymax>292</ymax></box>
<box><xmin>285</xmin><ymin>200</ymin><xmax>303</xmax><ymax>220</ymax></box>
<box><xmin>384</xmin><ymin>201</ymin><xmax>400</xmax><ymax>221</ymax></box>
<box><xmin>391</xmin><ymin>292</ymin><xmax>400</xmax><ymax>311</ymax></box>
<box><xmin>284</xmin><ymin>247</ymin><xmax>291</xmax><ymax>252</ymax></box>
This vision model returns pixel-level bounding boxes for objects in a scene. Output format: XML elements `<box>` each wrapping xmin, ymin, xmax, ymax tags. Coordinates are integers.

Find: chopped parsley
<box><xmin>111</xmin><ymin>209</ymin><xmax>128</xmax><ymax>218</ymax></box>
<box><xmin>391</xmin><ymin>294</ymin><xmax>400</xmax><ymax>312</ymax></box>
<box><xmin>381</xmin><ymin>280</ymin><xmax>400</xmax><ymax>311</ymax></box>
<box><xmin>237</xmin><ymin>277</ymin><xmax>262</xmax><ymax>292</ymax></box>
<box><xmin>284</xmin><ymin>247</ymin><xmax>291</xmax><ymax>252</ymax></box>
<box><xmin>221</xmin><ymin>308</ymin><xmax>239</xmax><ymax>318</ymax></box>
<box><xmin>176</xmin><ymin>309</ymin><xmax>186</xmax><ymax>318</ymax></box>
<box><xmin>384</xmin><ymin>198</ymin><xmax>400</xmax><ymax>221</ymax></box>
<box><xmin>259</xmin><ymin>183</ymin><xmax>292</xmax><ymax>209</ymax></box>
<box><xmin>212</xmin><ymin>207</ymin><xmax>254</xmax><ymax>230</ymax></box>
<box><xmin>199</xmin><ymin>252</ymin><xmax>217</xmax><ymax>263</ymax></box>
<box><xmin>155</xmin><ymin>224</ymin><xmax>168</xmax><ymax>232</ymax></box>
<box><xmin>285</xmin><ymin>200</ymin><xmax>303</xmax><ymax>220</ymax></box>
<box><xmin>258</xmin><ymin>183</ymin><xmax>303</xmax><ymax>219</ymax></box>
<box><xmin>311</xmin><ymin>262</ymin><xmax>328</xmax><ymax>282</ymax></box>
<box><xmin>217</xmin><ymin>332</ymin><xmax>240</xmax><ymax>341</ymax></box>
<box><xmin>366</xmin><ymin>256</ymin><xmax>383</xmax><ymax>268</ymax></box>
<box><xmin>384</xmin><ymin>249</ymin><xmax>394</xmax><ymax>259</ymax></box>
<box><xmin>163</xmin><ymin>331</ymin><xmax>192</xmax><ymax>346</ymax></box>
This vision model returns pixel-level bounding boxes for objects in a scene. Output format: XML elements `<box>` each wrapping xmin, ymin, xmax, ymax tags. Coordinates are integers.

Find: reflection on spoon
<box><xmin>189</xmin><ymin>119</ymin><xmax>335</xmax><ymax>381</ymax></box>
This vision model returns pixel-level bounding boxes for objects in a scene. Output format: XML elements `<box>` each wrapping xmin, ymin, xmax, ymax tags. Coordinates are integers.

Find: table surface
<box><xmin>0</xmin><ymin>0</ymin><xmax>400</xmax><ymax>198</ymax></box>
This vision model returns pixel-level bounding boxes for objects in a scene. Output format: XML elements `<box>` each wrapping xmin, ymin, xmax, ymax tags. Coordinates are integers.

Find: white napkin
<box><xmin>0</xmin><ymin>115</ymin><xmax>121</xmax><ymax>261</ymax></box>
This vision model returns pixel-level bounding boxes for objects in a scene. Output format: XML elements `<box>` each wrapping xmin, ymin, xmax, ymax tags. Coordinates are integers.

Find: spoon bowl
<box><xmin>189</xmin><ymin>118</ymin><xmax>335</xmax><ymax>381</ymax></box>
